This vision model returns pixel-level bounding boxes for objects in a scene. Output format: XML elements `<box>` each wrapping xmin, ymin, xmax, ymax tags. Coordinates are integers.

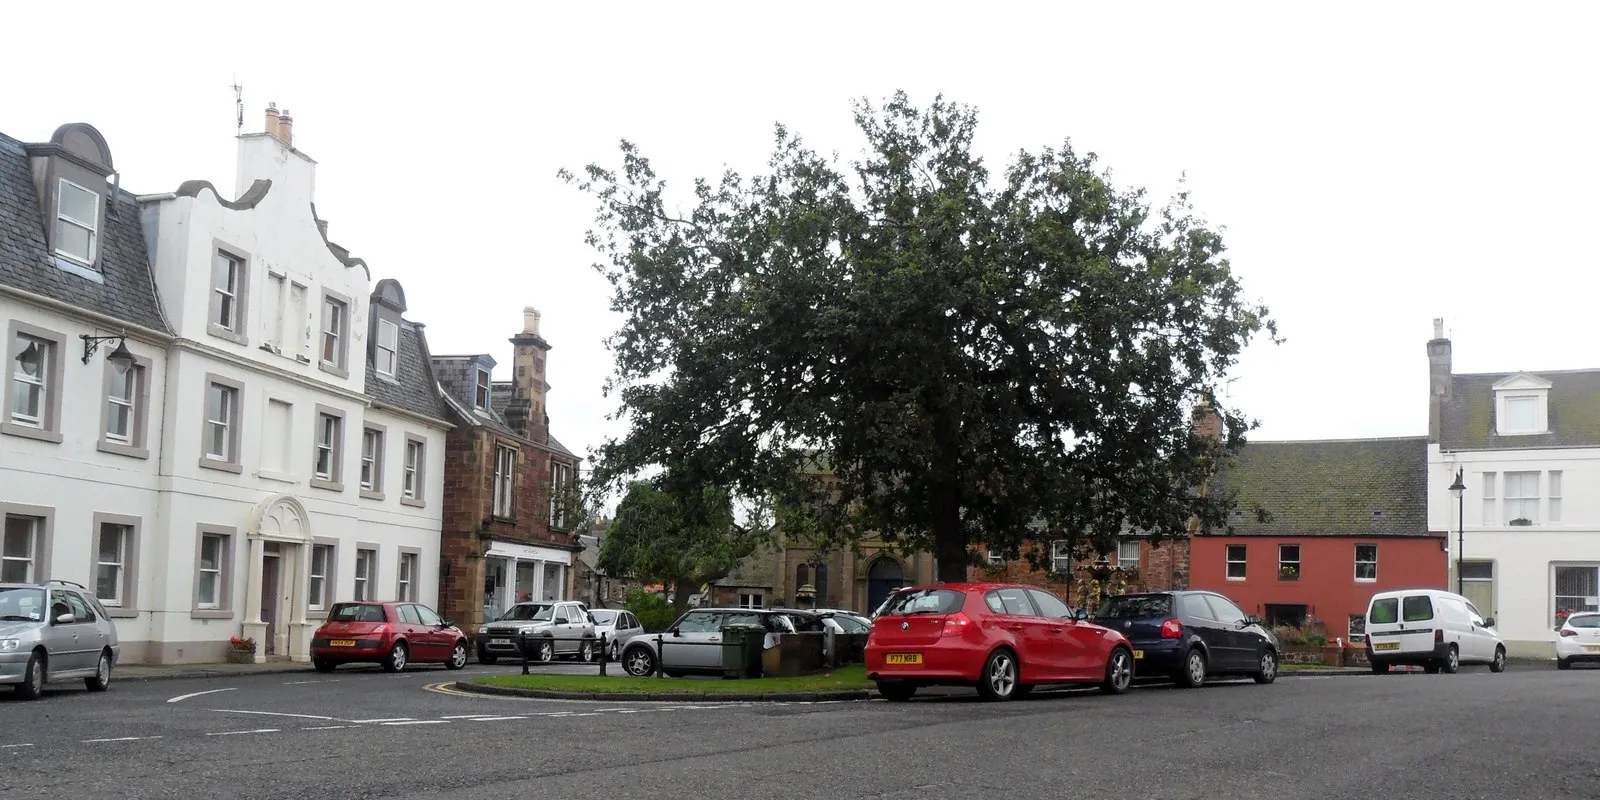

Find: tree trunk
<box><xmin>933</xmin><ymin>489</ymin><xmax>969</xmax><ymax>583</ymax></box>
<box><xmin>670</xmin><ymin>578</ymin><xmax>695</xmax><ymax>618</ymax></box>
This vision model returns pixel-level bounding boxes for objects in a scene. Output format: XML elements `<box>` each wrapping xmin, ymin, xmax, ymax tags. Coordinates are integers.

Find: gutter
<box><xmin>0</xmin><ymin>283</ymin><xmax>174</xmax><ymax>343</ymax></box>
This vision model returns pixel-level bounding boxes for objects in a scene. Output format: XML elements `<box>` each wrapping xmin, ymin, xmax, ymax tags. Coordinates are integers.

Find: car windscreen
<box><xmin>590</xmin><ymin>610</ymin><xmax>618</xmax><ymax>625</ymax></box>
<box><xmin>329</xmin><ymin>603</ymin><xmax>386</xmax><ymax>623</ymax></box>
<box><xmin>0</xmin><ymin>587</ymin><xmax>45</xmax><ymax>621</ymax></box>
<box><xmin>1569</xmin><ymin>614</ymin><xmax>1600</xmax><ymax>629</ymax></box>
<box><xmin>1096</xmin><ymin>594</ymin><xmax>1173</xmax><ymax>619</ymax></box>
<box><xmin>1369</xmin><ymin>598</ymin><xmax>1399</xmax><ymax>624</ymax></box>
<box><xmin>498</xmin><ymin>604</ymin><xmax>554</xmax><ymax>622</ymax></box>
<box><xmin>882</xmin><ymin>589</ymin><xmax>965</xmax><ymax>616</ymax></box>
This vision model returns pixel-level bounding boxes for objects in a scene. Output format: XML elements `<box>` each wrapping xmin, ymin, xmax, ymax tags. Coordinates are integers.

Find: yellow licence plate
<box><xmin>885</xmin><ymin>653</ymin><xmax>922</xmax><ymax>665</ymax></box>
<box><xmin>1373</xmin><ymin>642</ymin><xmax>1399</xmax><ymax>651</ymax></box>
<box><xmin>1583</xmin><ymin>645</ymin><xmax>1600</xmax><ymax>653</ymax></box>
<box><xmin>329</xmin><ymin>639</ymin><xmax>356</xmax><ymax>647</ymax></box>
<box><xmin>1133</xmin><ymin>650</ymin><xmax>1144</xmax><ymax>659</ymax></box>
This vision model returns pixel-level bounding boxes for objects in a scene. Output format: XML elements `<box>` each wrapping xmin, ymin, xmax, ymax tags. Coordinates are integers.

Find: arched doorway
<box><xmin>867</xmin><ymin>557</ymin><xmax>908</xmax><ymax>614</ymax></box>
<box><xmin>245</xmin><ymin>494</ymin><xmax>312</xmax><ymax>661</ymax></box>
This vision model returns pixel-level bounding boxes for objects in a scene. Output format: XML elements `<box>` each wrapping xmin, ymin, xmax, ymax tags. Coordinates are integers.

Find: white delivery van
<box><xmin>1364</xmin><ymin>588</ymin><xmax>1507</xmax><ymax>674</ymax></box>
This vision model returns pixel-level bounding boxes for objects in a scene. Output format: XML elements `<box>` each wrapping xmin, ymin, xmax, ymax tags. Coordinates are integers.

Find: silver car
<box><xmin>475</xmin><ymin>600</ymin><xmax>597</xmax><ymax>664</ymax></box>
<box><xmin>0</xmin><ymin>580</ymin><xmax>120</xmax><ymax>700</ymax></box>
<box><xmin>619</xmin><ymin>607</ymin><xmax>794</xmax><ymax>677</ymax></box>
<box><xmin>587</xmin><ymin>608</ymin><xmax>645</xmax><ymax>661</ymax></box>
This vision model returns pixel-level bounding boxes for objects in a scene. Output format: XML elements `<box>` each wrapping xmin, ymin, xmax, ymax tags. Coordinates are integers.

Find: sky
<box><xmin>6</xmin><ymin>1</ymin><xmax>1598</xmax><ymax>484</ymax></box>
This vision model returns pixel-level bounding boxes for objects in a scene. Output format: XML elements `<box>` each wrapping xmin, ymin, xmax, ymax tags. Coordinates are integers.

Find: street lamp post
<box><xmin>1448</xmin><ymin>467</ymin><xmax>1467</xmax><ymax>595</ymax></box>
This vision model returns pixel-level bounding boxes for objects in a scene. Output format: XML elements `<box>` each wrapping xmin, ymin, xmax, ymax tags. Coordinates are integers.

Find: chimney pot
<box><xmin>1432</xmin><ymin>317</ymin><xmax>1445</xmax><ymax>340</ymax></box>
<box><xmin>278</xmin><ymin>110</ymin><xmax>293</xmax><ymax>146</ymax></box>
<box><xmin>264</xmin><ymin>103</ymin><xmax>281</xmax><ymax>139</ymax></box>
<box><xmin>523</xmin><ymin>307</ymin><xmax>541</xmax><ymax>335</ymax></box>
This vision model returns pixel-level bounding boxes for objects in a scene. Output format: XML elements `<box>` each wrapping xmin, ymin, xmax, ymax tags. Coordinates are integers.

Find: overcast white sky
<box><xmin>6</xmin><ymin>1</ymin><xmax>1597</xmax><ymax>473</ymax></box>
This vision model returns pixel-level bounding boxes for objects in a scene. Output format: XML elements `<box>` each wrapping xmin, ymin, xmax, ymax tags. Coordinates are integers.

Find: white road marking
<box><xmin>380</xmin><ymin>720</ymin><xmax>449</xmax><ymax>726</ymax></box>
<box><xmin>283</xmin><ymin>679</ymin><xmax>338</xmax><ymax>685</ymax></box>
<box><xmin>440</xmin><ymin>714</ymin><xmax>498</xmax><ymax>719</ymax></box>
<box><xmin>167</xmin><ymin>687</ymin><xmax>237</xmax><ymax>704</ymax></box>
<box><xmin>468</xmin><ymin>716</ymin><xmax>527</xmax><ymax>721</ymax></box>
<box><xmin>349</xmin><ymin>717</ymin><xmax>414</xmax><ymax>723</ymax></box>
<box><xmin>83</xmin><ymin>736</ymin><xmax>161</xmax><ymax>743</ymax></box>
<box><xmin>207</xmin><ymin>729</ymin><xmax>280</xmax><ymax>736</ymax></box>
<box><xmin>302</xmin><ymin>726</ymin><xmax>349</xmax><ymax>731</ymax></box>
<box><xmin>214</xmin><ymin>709</ymin><xmax>338</xmax><ymax>721</ymax></box>
<box><xmin>2</xmin><ymin>744</ymin><xmax>35</xmax><ymax>749</ymax></box>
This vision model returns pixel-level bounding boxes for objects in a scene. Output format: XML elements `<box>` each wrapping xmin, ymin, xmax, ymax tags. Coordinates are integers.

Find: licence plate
<box><xmin>1133</xmin><ymin>650</ymin><xmax>1144</xmax><ymax>659</ymax></box>
<box><xmin>329</xmin><ymin>639</ymin><xmax>356</xmax><ymax>647</ymax></box>
<box><xmin>885</xmin><ymin>653</ymin><xmax>922</xmax><ymax>665</ymax></box>
<box><xmin>491</xmin><ymin>638</ymin><xmax>512</xmax><ymax>646</ymax></box>
<box><xmin>1583</xmin><ymin>645</ymin><xmax>1600</xmax><ymax>653</ymax></box>
<box><xmin>1374</xmin><ymin>642</ymin><xmax>1399</xmax><ymax>651</ymax></box>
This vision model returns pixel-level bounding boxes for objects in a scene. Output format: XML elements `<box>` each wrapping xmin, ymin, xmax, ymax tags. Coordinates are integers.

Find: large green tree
<box><xmin>596</xmin><ymin>481</ymin><xmax>757</xmax><ymax>617</ymax></box>
<box><xmin>567</xmin><ymin>92</ymin><xmax>1277</xmax><ymax>582</ymax></box>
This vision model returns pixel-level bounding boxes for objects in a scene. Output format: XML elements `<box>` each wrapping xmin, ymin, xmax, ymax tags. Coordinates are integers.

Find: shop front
<box><xmin>481</xmin><ymin>541</ymin><xmax>574</xmax><ymax>621</ymax></box>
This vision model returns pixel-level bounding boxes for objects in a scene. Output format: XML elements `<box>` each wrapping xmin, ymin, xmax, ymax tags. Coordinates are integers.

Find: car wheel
<box><xmin>1441</xmin><ymin>644</ymin><xmax>1460</xmax><ymax>674</ymax></box>
<box><xmin>1370</xmin><ymin>662</ymin><xmax>1389</xmax><ymax>674</ymax></box>
<box><xmin>1177</xmin><ymin>647</ymin><xmax>1206</xmax><ymax>688</ymax></box>
<box><xmin>623</xmin><ymin>646</ymin><xmax>656</xmax><ymax>677</ymax></box>
<box><xmin>85</xmin><ymin>650</ymin><xmax>112</xmax><ymax>692</ymax></box>
<box><xmin>1558</xmin><ymin>657</ymin><xmax>1572</xmax><ymax>671</ymax></box>
<box><xmin>1490</xmin><ymin>646</ymin><xmax>1507</xmax><ymax>673</ymax></box>
<box><xmin>976</xmin><ymin>648</ymin><xmax>1019</xmax><ymax>702</ymax></box>
<box><xmin>876</xmin><ymin>681</ymin><xmax>916</xmax><ymax>702</ymax></box>
<box><xmin>1253</xmin><ymin>648</ymin><xmax>1278</xmax><ymax>685</ymax></box>
<box><xmin>477</xmin><ymin>650</ymin><xmax>499</xmax><ymax>666</ymax></box>
<box><xmin>578</xmin><ymin>640</ymin><xmax>594</xmax><ymax>662</ymax></box>
<box><xmin>313</xmin><ymin>659</ymin><xmax>337</xmax><ymax>673</ymax></box>
<box><xmin>15</xmin><ymin>652</ymin><xmax>44</xmax><ymax>700</ymax></box>
<box><xmin>538</xmin><ymin>640</ymin><xmax>555</xmax><ymax>663</ymax></box>
<box><xmin>383</xmin><ymin>641</ymin><xmax>409</xmax><ymax>673</ymax></box>
<box><xmin>1101</xmin><ymin>646</ymin><xmax>1134</xmax><ymax>695</ymax></box>
<box><xmin>447</xmin><ymin>641</ymin><xmax>469</xmax><ymax>670</ymax></box>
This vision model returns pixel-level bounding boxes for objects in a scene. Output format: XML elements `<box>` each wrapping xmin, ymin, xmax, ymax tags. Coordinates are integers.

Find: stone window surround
<box><xmin>360</xmin><ymin>422</ymin><xmax>387</xmax><ymax>501</ymax></box>
<box><xmin>97</xmin><ymin>350</ymin><xmax>154</xmax><ymax>459</ymax></box>
<box><xmin>198</xmin><ymin>373</ymin><xmax>246</xmax><ymax>474</ymax></box>
<box><xmin>397</xmin><ymin>546</ymin><xmax>421</xmax><ymax>602</ymax></box>
<box><xmin>353</xmin><ymin>544</ymin><xmax>380</xmax><ymax>602</ymax></box>
<box><xmin>90</xmin><ymin>512</ymin><xmax>142</xmax><ymax>618</ymax></box>
<box><xmin>208</xmin><ymin>240</ymin><xmax>251</xmax><ymax>346</ymax></box>
<box><xmin>1</xmin><ymin>502</ymin><xmax>55</xmax><ymax>583</ymax></box>
<box><xmin>307</xmin><ymin>536</ymin><xmax>340</xmax><ymax>619</ymax></box>
<box><xmin>318</xmin><ymin>288</ymin><xmax>353</xmax><ymax>379</ymax></box>
<box><xmin>401</xmin><ymin>433</ymin><xmax>427</xmax><ymax>508</ymax></box>
<box><xmin>2</xmin><ymin>320</ymin><xmax>66</xmax><ymax>444</ymax></box>
<box><xmin>492</xmin><ymin>441</ymin><xmax>517</xmax><ymax>521</ymax></box>
<box><xmin>191</xmin><ymin>523</ymin><xmax>236</xmax><ymax>619</ymax></box>
<box><xmin>311</xmin><ymin>404</ymin><xmax>347</xmax><ymax>493</ymax></box>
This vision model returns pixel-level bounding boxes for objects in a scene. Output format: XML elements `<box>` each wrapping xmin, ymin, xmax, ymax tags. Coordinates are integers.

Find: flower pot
<box><xmin>226</xmin><ymin>649</ymin><xmax>256</xmax><ymax>664</ymax></box>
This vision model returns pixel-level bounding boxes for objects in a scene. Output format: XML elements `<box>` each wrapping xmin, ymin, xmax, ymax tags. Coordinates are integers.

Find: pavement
<box><xmin>3</xmin><ymin>658</ymin><xmax>1593</xmax><ymax>799</ymax></box>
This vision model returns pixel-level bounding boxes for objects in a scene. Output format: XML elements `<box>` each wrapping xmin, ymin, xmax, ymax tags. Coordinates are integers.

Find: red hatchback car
<box><xmin>310</xmin><ymin>601</ymin><xmax>469</xmax><ymax>673</ymax></box>
<box><xmin>865</xmin><ymin>582</ymin><xmax>1135</xmax><ymax>701</ymax></box>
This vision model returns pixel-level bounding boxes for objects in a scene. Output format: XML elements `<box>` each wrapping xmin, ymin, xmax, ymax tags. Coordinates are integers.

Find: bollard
<box><xmin>656</xmin><ymin>633</ymin><xmax>665</xmax><ymax>679</ymax></box>
<box><xmin>598</xmin><ymin>633</ymin><xmax>608</xmax><ymax>677</ymax></box>
<box><xmin>519</xmin><ymin>629</ymin><xmax>530</xmax><ymax>675</ymax></box>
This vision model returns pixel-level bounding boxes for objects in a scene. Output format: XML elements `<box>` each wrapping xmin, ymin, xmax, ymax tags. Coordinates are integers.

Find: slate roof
<box><xmin>0</xmin><ymin>133</ymin><xmax>168</xmax><ymax>332</ymax></box>
<box><xmin>1439</xmin><ymin>369</ymin><xmax>1600</xmax><ymax>451</ymax></box>
<box><xmin>1206</xmin><ymin>437</ymin><xmax>1430</xmax><ymax>537</ymax></box>
<box><xmin>364</xmin><ymin>323</ymin><xmax>450</xmax><ymax>424</ymax></box>
<box><xmin>432</xmin><ymin>356</ymin><xmax>521</xmax><ymax>437</ymax></box>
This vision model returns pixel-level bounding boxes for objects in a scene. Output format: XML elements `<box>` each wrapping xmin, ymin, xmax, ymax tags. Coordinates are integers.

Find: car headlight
<box><xmin>0</xmin><ymin>639</ymin><xmax>19</xmax><ymax>652</ymax></box>
<box><xmin>477</xmin><ymin>626</ymin><xmax>489</xmax><ymax>635</ymax></box>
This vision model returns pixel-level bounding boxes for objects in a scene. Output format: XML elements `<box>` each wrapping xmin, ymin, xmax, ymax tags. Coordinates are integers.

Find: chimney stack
<box><xmin>523</xmin><ymin>307</ymin><xmax>541</xmax><ymax>335</ymax></box>
<box><xmin>509</xmin><ymin>306</ymin><xmax>553</xmax><ymax>442</ymax></box>
<box><xmin>1191</xmin><ymin>398</ymin><xmax>1223</xmax><ymax>441</ymax></box>
<box><xmin>278</xmin><ymin>109</ymin><xmax>294</xmax><ymax>146</ymax></box>
<box><xmin>264</xmin><ymin>103</ymin><xmax>281</xmax><ymax>139</ymax></box>
<box><xmin>1427</xmin><ymin>317</ymin><xmax>1453</xmax><ymax>442</ymax></box>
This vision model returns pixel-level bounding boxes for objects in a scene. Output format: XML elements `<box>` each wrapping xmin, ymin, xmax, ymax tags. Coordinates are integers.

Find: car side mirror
<box><xmin>1073</xmin><ymin>609</ymin><xmax>1089</xmax><ymax>621</ymax></box>
<box><xmin>1244</xmin><ymin>615</ymin><xmax>1263</xmax><ymax>627</ymax></box>
<box><xmin>55</xmin><ymin>613</ymin><xmax>74</xmax><ymax>625</ymax></box>
<box><xmin>1483</xmin><ymin>617</ymin><xmax>1496</xmax><ymax>628</ymax></box>
<box><xmin>671</xmin><ymin>628</ymin><xmax>682</xmax><ymax>637</ymax></box>
<box><xmin>439</xmin><ymin>620</ymin><xmax>453</xmax><ymax>628</ymax></box>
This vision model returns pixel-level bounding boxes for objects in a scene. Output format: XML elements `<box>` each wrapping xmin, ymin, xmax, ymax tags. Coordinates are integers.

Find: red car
<box><xmin>310</xmin><ymin>601</ymin><xmax>469</xmax><ymax>673</ymax></box>
<box><xmin>865</xmin><ymin>582</ymin><xmax>1135</xmax><ymax>701</ymax></box>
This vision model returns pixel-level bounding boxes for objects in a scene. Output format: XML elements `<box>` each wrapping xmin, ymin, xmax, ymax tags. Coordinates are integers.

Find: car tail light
<box><xmin>375</xmin><ymin>623</ymin><xmax>393</xmax><ymax>638</ymax></box>
<box><xmin>942</xmin><ymin>613</ymin><xmax>973</xmax><ymax>637</ymax></box>
<box><xmin>1435</xmin><ymin>629</ymin><xmax>1443</xmax><ymax>644</ymax></box>
<box><xmin>1561</xmin><ymin>629</ymin><xmax>1578</xmax><ymax>637</ymax></box>
<box><xmin>1160</xmin><ymin>619</ymin><xmax>1182</xmax><ymax>639</ymax></box>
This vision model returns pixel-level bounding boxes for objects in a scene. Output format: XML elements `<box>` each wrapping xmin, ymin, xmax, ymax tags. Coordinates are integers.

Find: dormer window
<box><xmin>55</xmin><ymin>179</ymin><xmax>99</xmax><ymax>265</ymax></box>
<box><xmin>375</xmin><ymin>320</ymin><xmax>399</xmax><ymax>377</ymax></box>
<box><xmin>474</xmin><ymin>368</ymin><xmax>491</xmax><ymax>410</ymax></box>
<box><xmin>1493</xmin><ymin>373</ymin><xmax>1552</xmax><ymax>436</ymax></box>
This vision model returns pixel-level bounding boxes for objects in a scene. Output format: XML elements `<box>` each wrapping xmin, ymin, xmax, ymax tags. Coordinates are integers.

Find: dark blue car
<box><xmin>1092</xmin><ymin>591</ymin><xmax>1279</xmax><ymax>687</ymax></box>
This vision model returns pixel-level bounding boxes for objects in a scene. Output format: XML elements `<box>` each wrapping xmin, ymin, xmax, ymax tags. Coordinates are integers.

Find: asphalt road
<box><xmin>4</xmin><ymin>660</ymin><xmax>1596</xmax><ymax>800</ymax></box>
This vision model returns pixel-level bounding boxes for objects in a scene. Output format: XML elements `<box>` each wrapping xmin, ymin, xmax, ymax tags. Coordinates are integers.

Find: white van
<box><xmin>1364</xmin><ymin>589</ymin><xmax>1507</xmax><ymax>674</ymax></box>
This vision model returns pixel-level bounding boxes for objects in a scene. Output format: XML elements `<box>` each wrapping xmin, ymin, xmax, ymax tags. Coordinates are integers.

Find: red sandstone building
<box><xmin>1191</xmin><ymin>436</ymin><xmax>1447</xmax><ymax>639</ymax></box>
<box><xmin>431</xmin><ymin>308</ymin><xmax>583</xmax><ymax>634</ymax></box>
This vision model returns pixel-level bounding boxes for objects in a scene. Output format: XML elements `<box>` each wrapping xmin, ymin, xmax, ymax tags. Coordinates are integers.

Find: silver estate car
<box><xmin>1</xmin><ymin>580</ymin><xmax>120</xmax><ymax>700</ymax></box>
<box><xmin>619</xmin><ymin>607</ymin><xmax>795</xmax><ymax>678</ymax></box>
